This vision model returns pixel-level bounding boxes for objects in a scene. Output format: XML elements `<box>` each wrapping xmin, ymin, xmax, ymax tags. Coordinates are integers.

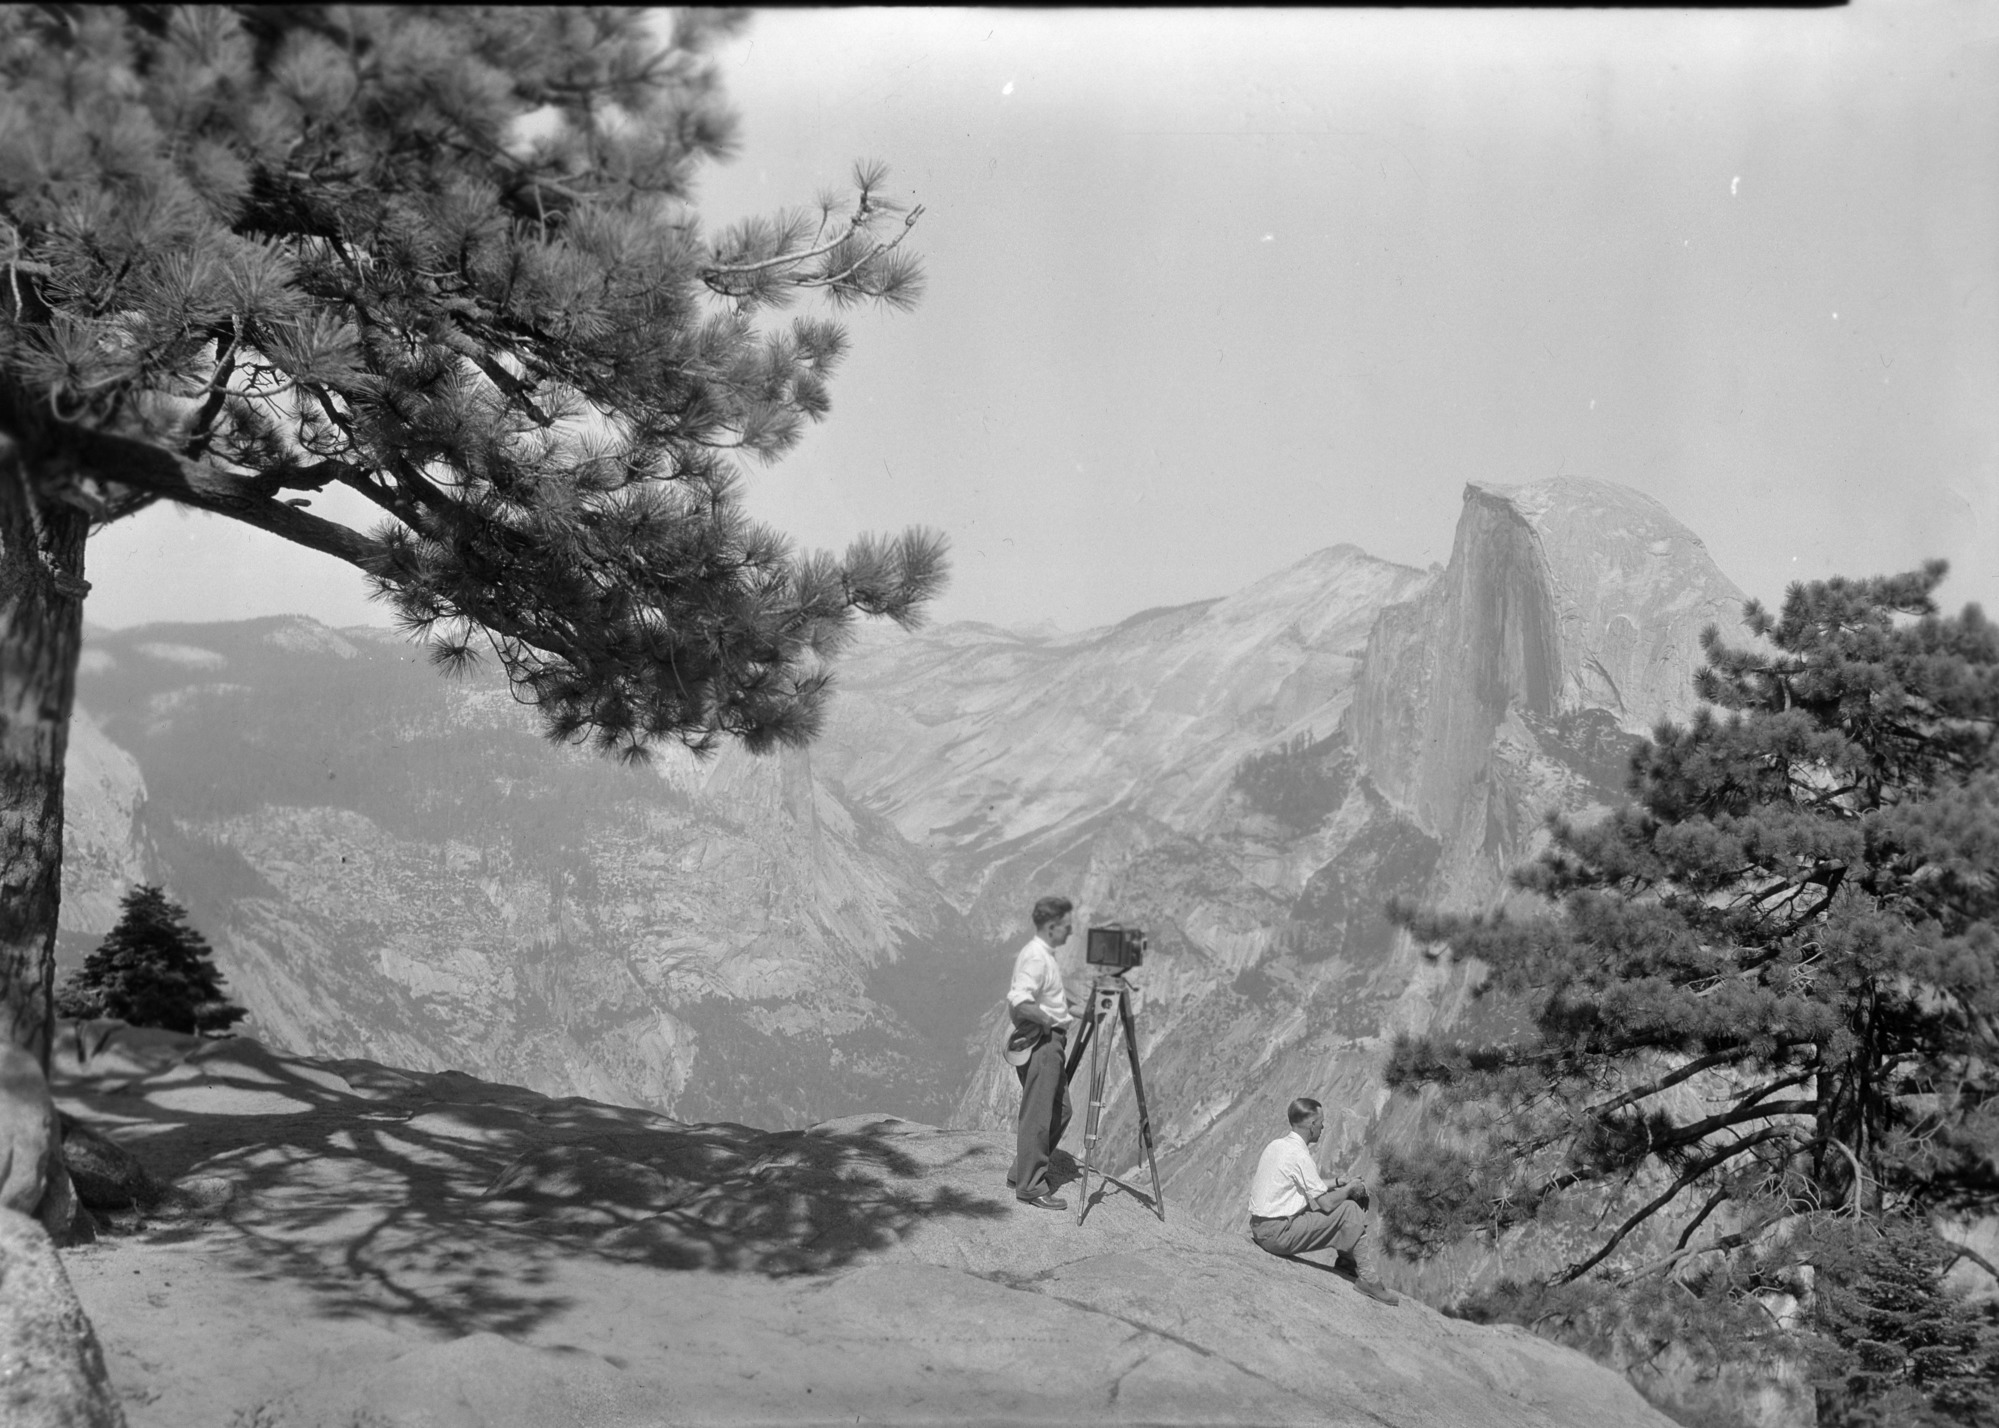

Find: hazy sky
<box><xmin>89</xmin><ymin>5</ymin><xmax>1999</xmax><ymax>635</ymax></box>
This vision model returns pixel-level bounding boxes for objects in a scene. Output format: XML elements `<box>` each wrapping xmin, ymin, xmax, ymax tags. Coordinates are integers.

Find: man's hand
<box><xmin>1312</xmin><ymin>1181</ymin><xmax>1369</xmax><ymax>1214</ymax></box>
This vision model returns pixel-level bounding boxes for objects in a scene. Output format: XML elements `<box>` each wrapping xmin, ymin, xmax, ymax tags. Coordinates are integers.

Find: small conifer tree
<box><xmin>55</xmin><ymin>885</ymin><xmax>246</xmax><ymax>1036</ymax></box>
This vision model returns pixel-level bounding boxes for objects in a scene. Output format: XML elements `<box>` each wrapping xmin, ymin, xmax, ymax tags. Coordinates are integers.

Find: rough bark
<box><xmin>0</xmin><ymin>435</ymin><xmax>87</xmax><ymax>1075</ymax></box>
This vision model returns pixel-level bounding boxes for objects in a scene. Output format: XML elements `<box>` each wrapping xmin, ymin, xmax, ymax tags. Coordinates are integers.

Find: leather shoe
<box><xmin>1351</xmin><ymin>1278</ymin><xmax>1399</xmax><ymax>1307</ymax></box>
<box><xmin>1019</xmin><ymin>1194</ymin><xmax>1068</xmax><ymax>1211</ymax></box>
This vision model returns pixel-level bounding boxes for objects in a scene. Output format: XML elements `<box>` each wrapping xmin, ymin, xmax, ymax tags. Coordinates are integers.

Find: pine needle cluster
<box><xmin>0</xmin><ymin>5</ymin><xmax>946</xmax><ymax>759</ymax></box>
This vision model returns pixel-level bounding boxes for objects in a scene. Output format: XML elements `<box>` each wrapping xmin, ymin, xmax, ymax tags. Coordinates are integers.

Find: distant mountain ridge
<box><xmin>62</xmin><ymin>478</ymin><xmax>1745</xmax><ymax>1263</ymax></box>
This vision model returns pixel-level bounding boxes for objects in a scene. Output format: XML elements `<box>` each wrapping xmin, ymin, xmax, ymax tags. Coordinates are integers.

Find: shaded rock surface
<box><xmin>59</xmin><ymin>1112</ymin><xmax>158</xmax><ymax>1212</ymax></box>
<box><xmin>50</xmin><ymin>1026</ymin><xmax>1673</xmax><ymax>1427</ymax></box>
<box><xmin>0</xmin><ymin>1206</ymin><xmax>126</xmax><ymax>1428</ymax></box>
<box><xmin>1</xmin><ymin>1043</ymin><xmax>59</xmax><ymax>1215</ymax></box>
<box><xmin>3</xmin><ymin>1040</ymin><xmax>89</xmax><ymax>1242</ymax></box>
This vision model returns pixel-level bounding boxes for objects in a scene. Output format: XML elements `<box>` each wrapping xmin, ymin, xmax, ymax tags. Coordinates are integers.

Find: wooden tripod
<box><xmin>1063</xmin><ymin>972</ymin><xmax>1165</xmax><ymax>1225</ymax></box>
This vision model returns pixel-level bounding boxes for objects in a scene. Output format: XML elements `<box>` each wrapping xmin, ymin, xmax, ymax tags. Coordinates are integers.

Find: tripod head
<box><xmin>1085</xmin><ymin>968</ymin><xmax>1141</xmax><ymax>1017</ymax></box>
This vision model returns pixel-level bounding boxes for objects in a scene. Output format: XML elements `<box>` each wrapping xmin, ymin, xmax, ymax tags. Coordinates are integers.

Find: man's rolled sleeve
<box><xmin>1287</xmin><ymin>1144</ymin><xmax>1330</xmax><ymax>1203</ymax></box>
<box><xmin>1006</xmin><ymin>960</ymin><xmax>1038</xmax><ymax>1011</ymax></box>
<box><xmin>1008</xmin><ymin>940</ymin><xmax>1072</xmax><ymax>1027</ymax></box>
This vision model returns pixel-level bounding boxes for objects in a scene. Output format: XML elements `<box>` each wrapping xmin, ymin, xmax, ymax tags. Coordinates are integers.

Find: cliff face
<box><xmin>61</xmin><ymin>479</ymin><xmax>1746</xmax><ymax>1271</ymax></box>
<box><xmin>817</xmin><ymin>545</ymin><xmax>1432</xmax><ymax>850</ymax></box>
<box><xmin>1352</xmin><ymin>478</ymin><xmax>1745</xmax><ymax>907</ymax></box>
<box><xmin>60</xmin><ymin>618</ymin><xmax>984</xmax><ymax>1128</ymax></box>
<box><xmin>59</xmin><ymin>696</ymin><xmax>150</xmax><ymax>949</ymax></box>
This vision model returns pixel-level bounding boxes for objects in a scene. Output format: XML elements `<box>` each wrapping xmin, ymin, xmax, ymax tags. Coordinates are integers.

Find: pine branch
<box><xmin>1674</xmin><ymin>1186</ymin><xmax>1732</xmax><ymax>1251</ymax></box>
<box><xmin>1945</xmin><ymin>1243</ymin><xmax>1999</xmax><ymax>1283</ymax></box>
<box><xmin>1553</xmin><ymin>1126</ymin><xmax>1811</xmax><ymax>1285</ymax></box>
<box><xmin>1829</xmin><ymin>1138</ymin><xmax>1868</xmax><ymax>1216</ymax></box>
<box><xmin>1617</xmin><ymin>1206</ymin><xmax>1791</xmax><ymax>1286</ymax></box>
<box><xmin>50</xmin><ymin>425</ymin><xmax>382</xmax><ymax>569</ymax></box>
<box><xmin>1633</xmin><ymin>1083</ymin><xmax>1819</xmax><ymax>1157</ymax></box>
<box><xmin>807</xmin><ymin>205</ymin><xmax>926</xmax><ymax>290</ymax></box>
<box><xmin>1584</xmin><ymin>1047</ymin><xmax>1762</xmax><ymax>1121</ymax></box>
<box><xmin>183</xmin><ymin>319</ymin><xmax>242</xmax><ymax>461</ymax></box>
<box><xmin>702</xmin><ymin>209</ymin><xmax>872</xmax><ymax>282</ymax></box>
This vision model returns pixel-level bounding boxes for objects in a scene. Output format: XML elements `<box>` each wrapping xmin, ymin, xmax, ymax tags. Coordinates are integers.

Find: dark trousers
<box><xmin>1011</xmin><ymin>1028</ymin><xmax>1071</xmax><ymax>1200</ymax></box>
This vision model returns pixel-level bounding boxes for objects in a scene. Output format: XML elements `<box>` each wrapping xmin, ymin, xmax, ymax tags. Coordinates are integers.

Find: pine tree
<box><xmin>1379</xmin><ymin>561</ymin><xmax>1999</xmax><ymax>1422</ymax></box>
<box><xmin>1799</xmin><ymin>1218</ymin><xmax>1999</xmax><ymax>1427</ymax></box>
<box><xmin>56</xmin><ymin>884</ymin><xmax>246</xmax><ymax>1036</ymax></box>
<box><xmin>0</xmin><ymin>7</ymin><xmax>947</xmax><ymax>1079</ymax></box>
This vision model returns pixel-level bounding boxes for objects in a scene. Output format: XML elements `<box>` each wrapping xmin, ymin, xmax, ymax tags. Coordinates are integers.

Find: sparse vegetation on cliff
<box><xmin>1231</xmin><ymin>729</ymin><xmax>1353</xmax><ymax>832</ymax></box>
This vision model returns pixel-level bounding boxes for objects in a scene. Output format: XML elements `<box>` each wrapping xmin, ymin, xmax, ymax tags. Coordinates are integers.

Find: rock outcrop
<box><xmin>50</xmin><ymin>1025</ymin><xmax>1674</xmax><ymax>1428</ymax></box>
<box><xmin>1350</xmin><ymin>478</ymin><xmax>1745</xmax><ymax>906</ymax></box>
<box><xmin>57</xmin><ymin>702</ymin><xmax>149</xmax><ymax>955</ymax></box>
<box><xmin>0</xmin><ymin>1208</ymin><xmax>125</xmax><ymax>1428</ymax></box>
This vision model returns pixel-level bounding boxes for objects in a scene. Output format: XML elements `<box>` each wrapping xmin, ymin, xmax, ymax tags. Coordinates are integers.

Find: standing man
<box><xmin>1247</xmin><ymin>1097</ymin><xmax>1399</xmax><ymax>1306</ymax></box>
<box><xmin>1006</xmin><ymin>895</ymin><xmax>1076</xmax><ymax>1210</ymax></box>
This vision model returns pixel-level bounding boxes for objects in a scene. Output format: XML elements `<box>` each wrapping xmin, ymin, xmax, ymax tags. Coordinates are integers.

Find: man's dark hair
<box><xmin>1287</xmin><ymin>1097</ymin><xmax>1322</xmax><ymax>1128</ymax></box>
<box><xmin>1032</xmin><ymin>895</ymin><xmax>1074</xmax><ymax>929</ymax></box>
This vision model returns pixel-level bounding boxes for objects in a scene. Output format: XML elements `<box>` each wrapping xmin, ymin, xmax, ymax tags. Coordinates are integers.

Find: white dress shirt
<box><xmin>1007</xmin><ymin>935</ymin><xmax>1073</xmax><ymax>1028</ymax></box>
<box><xmin>1247</xmin><ymin>1130</ymin><xmax>1331</xmax><ymax>1218</ymax></box>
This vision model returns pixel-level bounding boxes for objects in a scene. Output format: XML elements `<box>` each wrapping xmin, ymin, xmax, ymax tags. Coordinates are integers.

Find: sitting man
<box><xmin>1247</xmin><ymin>1096</ymin><xmax>1398</xmax><ymax>1306</ymax></box>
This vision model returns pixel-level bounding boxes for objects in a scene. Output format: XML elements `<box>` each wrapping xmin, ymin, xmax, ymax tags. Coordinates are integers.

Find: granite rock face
<box><xmin>52</xmin><ymin>1026</ymin><xmax>1677</xmax><ymax>1428</ymax></box>
<box><xmin>816</xmin><ymin>545</ymin><xmax>1433</xmax><ymax>847</ymax></box>
<box><xmin>1350</xmin><ymin>478</ymin><xmax>1745</xmax><ymax>907</ymax></box>
<box><xmin>0</xmin><ymin>1207</ymin><xmax>125</xmax><ymax>1428</ymax></box>
<box><xmin>0</xmin><ymin>1044</ymin><xmax>58</xmax><ymax>1217</ymax></box>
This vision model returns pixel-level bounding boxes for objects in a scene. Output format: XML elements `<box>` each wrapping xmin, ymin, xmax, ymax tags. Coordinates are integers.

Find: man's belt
<box><xmin>1249</xmin><ymin>1212</ymin><xmax>1294</xmax><ymax>1226</ymax></box>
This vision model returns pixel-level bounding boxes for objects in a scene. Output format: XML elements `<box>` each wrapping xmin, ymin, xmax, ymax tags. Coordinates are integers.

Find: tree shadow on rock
<box><xmin>50</xmin><ymin>1028</ymin><xmax>1010</xmax><ymax>1339</ymax></box>
<box><xmin>576</xmin><ymin>1123</ymin><xmax>1012</xmax><ymax>1274</ymax></box>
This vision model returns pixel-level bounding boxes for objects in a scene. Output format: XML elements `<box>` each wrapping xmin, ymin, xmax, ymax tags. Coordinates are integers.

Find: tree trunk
<box><xmin>0</xmin><ymin>435</ymin><xmax>87</xmax><ymax>1075</ymax></box>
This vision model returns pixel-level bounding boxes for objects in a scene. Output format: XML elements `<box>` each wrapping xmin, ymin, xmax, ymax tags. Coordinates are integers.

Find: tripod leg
<box><xmin>1063</xmin><ymin>1011</ymin><xmax>1094</xmax><ymax>1084</ymax></box>
<box><xmin>1077</xmin><ymin>983</ymin><xmax>1116</xmax><ymax>1224</ymax></box>
<box><xmin>1118</xmin><ymin>989</ymin><xmax>1166</xmax><ymax>1222</ymax></box>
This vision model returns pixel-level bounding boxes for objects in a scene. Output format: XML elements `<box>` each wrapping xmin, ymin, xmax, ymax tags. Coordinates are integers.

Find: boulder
<box><xmin>33</xmin><ymin>1160</ymin><xmax>85</xmax><ymax>1245</ymax></box>
<box><xmin>58</xmin><ymin>1117</ymin><xmax>156</xmax><ymax>1212</ymax></box>
<box><xmin>0</xmin><ymin>1207</ymin><xmax>126</xmax><ymax>1427</ymax></box>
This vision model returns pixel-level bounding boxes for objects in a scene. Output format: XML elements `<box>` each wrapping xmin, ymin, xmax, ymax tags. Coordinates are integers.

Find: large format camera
<box><xmin>1086</xmin><ymin>923</ymin><xmax>1147</xmax><ymax>972</ymax></box>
